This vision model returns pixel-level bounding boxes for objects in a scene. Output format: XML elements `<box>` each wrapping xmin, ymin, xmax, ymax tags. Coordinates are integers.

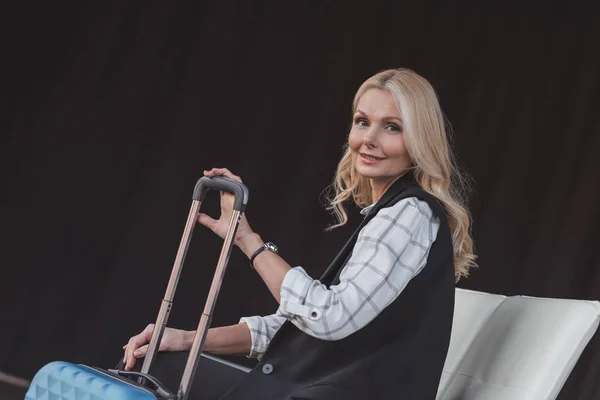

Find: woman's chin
<box><xmin>355</xmin><ymin>166</ymin><xmax>381</xmax><ymax>178</ymax></box>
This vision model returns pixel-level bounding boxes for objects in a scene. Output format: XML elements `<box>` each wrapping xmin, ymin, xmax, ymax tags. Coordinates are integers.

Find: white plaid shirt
<box><xmin>239</xmin><ymin>197</ymin><xmax>440</xmax><ymax>360</ymax></box>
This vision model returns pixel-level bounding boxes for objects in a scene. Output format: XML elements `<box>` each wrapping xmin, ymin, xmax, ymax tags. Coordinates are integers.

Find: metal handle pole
<box><xmin>177</xmin><ymin>210</ymin><xmax>242</xmax><ymax>400</ymax></box>
<box><xmin>141</xmin><ymin>200</ymin><xmax>202</xmax><ymax>375</ymax></box>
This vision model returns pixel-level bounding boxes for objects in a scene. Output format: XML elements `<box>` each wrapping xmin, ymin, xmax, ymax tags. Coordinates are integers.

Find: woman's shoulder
<box><xmin>360</xmin><ymin>197</ymin><xmax>441</xmax><ymax>242</ymax></box>
<box><xmin>377</xmin><ymin>196</ymin><xmax>439</xmax><ymax>223</ymax></box>
<box><xmin>356</xmin><ymin>196</ymin><xmax>441</xmax><ymax>252</ymax></box>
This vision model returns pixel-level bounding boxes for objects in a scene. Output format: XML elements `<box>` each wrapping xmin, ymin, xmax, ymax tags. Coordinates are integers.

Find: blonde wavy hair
<box><xmin>325</xmin><ymin>68</ymin><xmax>477</xmax><ymax>280</ymax></box>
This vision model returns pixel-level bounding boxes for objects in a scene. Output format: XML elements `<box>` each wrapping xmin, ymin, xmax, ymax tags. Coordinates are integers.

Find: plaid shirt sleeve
<box><xmin>238</xmin><ymin>197</ymin><xmax>440</xmax><ymax>359</ymax></box>
<box><xmin>239</xmin><ymin>312</ymin><xmax>287</xmax><ymax>360</ymax></box>
<box><xmin>276</xmin><ymin>197</ymin><xmax>440</xmax><ymax>341</ymax></box>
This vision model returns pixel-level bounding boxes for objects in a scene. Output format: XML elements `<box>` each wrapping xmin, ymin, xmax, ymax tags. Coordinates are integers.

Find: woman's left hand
<box><xmin>198</xmin><ymin>168</ymin><xmax>255</xmax><ymax>247</ymax></box>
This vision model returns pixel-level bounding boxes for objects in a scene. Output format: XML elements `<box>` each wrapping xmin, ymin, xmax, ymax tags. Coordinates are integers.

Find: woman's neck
<box><xmin>370</xmin><ymin>178</ymin><xmax>395</xmax><ymax>203</ymax></box>
<box><xmin>370</xmin><ymin>171</ymin><xmax>411</xmax><ymax>203</ymax></box>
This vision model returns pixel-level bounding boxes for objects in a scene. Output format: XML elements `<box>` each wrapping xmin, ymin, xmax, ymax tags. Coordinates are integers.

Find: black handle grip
<box><xmin>192</xmin><ymin>176</ymin><xmax>249</xmax><ymax>212</ymax></box>
<box><xmin>108</xmin><ymin>369</ymin><xmax>177</xmax><ymax>400</ymax></box>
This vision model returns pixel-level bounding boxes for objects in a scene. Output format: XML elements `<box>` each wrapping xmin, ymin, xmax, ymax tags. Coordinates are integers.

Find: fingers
<box><xmin>133</xmin><ymin>344</ymin><xmax>149</xmax><ymax>359</ymax></box>
<box><xmin>123</xmin><ymin>338</ymin><xmax>136</xmax><ymax>370</ymax></box>
<box><xmin>123</xmin><ymin>324</ymin><xmax>154</xmax><ymax>371</ymax></box>
<box><xmin>124</xmin><ymin>335</ymin><xmax>141</xmax><ymax>370</ymax></box>
<box><xmin>197</xmin><ymin>213</ymin><xmax>217</xmax><ymax>229</ymax></box>
<box><xmin>203</xmin><ymin>168</ymin><xmax>242</xmax><ymax>183</ymax></box>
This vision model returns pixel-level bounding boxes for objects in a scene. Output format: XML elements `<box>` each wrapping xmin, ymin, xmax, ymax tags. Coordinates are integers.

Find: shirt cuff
<box><xmin>277</xmin><ymin>267</ymin><xmax>322</xmax><ymax>321</ymax></box>
<box><xmin>238</xmin><ymin>316</ymin><xmax>269</xmax><ymax>360</ymax></box>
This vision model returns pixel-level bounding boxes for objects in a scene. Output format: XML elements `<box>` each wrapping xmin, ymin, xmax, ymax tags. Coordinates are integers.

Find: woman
<box><xmin>121</xmin><ymin>68</ymin><xmax>476</xmax><ymax>399</ymax></box>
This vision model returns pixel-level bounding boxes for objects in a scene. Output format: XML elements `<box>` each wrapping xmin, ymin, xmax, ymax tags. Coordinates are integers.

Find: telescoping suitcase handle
<box><xmin>193</xmin><ymin>176</ymin><xmax>249</xmax><ymax>211</ymax></box>
<box><xmin>136</xmin><ymin>175</ymin><xmax>249</xmax><ymax>400</ymax></box>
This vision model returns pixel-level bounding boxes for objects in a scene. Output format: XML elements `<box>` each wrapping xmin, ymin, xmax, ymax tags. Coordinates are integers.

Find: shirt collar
<box><xmin>360</xmin><ymin>202</ymin><xmax>377</xmax><ymax>216</ymax></box>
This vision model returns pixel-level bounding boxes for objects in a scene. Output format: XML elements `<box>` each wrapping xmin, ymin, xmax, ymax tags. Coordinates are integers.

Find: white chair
<box><xmin>436</xmin><ymin>288</ymin><xmax>600</xmax><ymax>400</ymax></box>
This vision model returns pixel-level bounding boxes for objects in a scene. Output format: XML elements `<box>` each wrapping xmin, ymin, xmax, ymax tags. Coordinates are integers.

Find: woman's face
<box><xmin>348</xmin><ymin>88</ymin><xmax>412</xmax><ymax>192</ymax></box>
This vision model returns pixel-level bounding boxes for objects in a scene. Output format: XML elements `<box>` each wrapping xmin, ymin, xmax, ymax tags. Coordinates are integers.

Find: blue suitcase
<box><xmin>25</xmin><ymin>176</ymin><xmax>249</xmax><ymax>400</ymax></box>
<box><xmin>25</xmin><ymin>361</ymin><xmax>173</xmax><ymax>400</ymax></box>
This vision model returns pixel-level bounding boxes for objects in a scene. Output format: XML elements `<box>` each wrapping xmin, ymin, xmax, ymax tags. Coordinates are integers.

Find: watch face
<box><xmin>265</xmin><ymin>242</ymin><xmax>278</xmax><ymax>252</ymax></box>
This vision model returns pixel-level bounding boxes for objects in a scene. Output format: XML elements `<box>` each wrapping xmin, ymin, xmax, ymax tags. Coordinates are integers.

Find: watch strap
<box><xmin>250</xmin><ymin>242</ymin><xmax>278</xmax><ymax>270</ymax></box>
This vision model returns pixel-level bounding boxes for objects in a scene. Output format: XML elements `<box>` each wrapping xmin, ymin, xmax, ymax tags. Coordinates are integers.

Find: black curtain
<box><xmin>2</xmin><ymin>1</ymin><xmax>599</xmax><ymax>399</ymax></box>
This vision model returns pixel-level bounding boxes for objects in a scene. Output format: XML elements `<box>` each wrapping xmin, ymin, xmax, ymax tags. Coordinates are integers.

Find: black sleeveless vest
<box><xmin>221</xmin><ymin>172</ymin><xmax>456</xmax><ymax>400</ymax></box>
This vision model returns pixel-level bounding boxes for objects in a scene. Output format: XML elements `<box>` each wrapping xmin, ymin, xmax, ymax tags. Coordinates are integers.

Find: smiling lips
<box><xmin>359</xmin><ymin>153</ymin><xmax>384</xmax><ymax>164</ymax></box>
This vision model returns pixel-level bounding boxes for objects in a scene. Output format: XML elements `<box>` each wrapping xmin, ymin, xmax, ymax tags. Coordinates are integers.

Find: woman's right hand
<box><xmin>122</xmin><ymin>324</ymin><xmax>192</xmax><ymax>370</ymax></box>
<box><xmin>198</xmin><ymin>168</ymin><xmax>255</xmax><ymax>247</ymax></box>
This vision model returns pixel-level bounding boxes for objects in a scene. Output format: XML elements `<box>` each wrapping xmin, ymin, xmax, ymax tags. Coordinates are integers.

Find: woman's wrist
<box><xmin>182</xmin><ymin>330</ymin><xmax>197</xmax><ymax>351</ymax></box>
<box><xmin>237</xmin><ymin>232</ymin><xmax>264</xmax><ymax>259</ymax></box>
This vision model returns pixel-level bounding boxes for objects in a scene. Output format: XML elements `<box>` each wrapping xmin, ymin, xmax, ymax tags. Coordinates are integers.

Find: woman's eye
<box><xmin>386</xmin><ymin>124</ymin><xmax>402</xmax><ymax>132</ymax></box>
<box><xmin>354</xmin><ymin>118</ymin><xmax>368</xmax><ymax>127</ymax></box>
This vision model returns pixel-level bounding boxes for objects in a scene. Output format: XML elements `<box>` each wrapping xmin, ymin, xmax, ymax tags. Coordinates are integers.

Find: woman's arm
<box><xmin>198</xmin><ymin>167</ymin><xmax>293</xmax><ymax>304</ymax></box>
<box><xmin>229</xmin><ymin>196</ymin><xmax>439</xmax><ymax>343</ymax></box>
<box><xmin>197</xmin><ymin>169</ymin><xmax>436</xmax><ymax>344</ymax></box>
<box><xmin>123</xmin><ymin>323</ymin><xmax>253</xmax><ymax>369</ymax></box>
<box><xmin>202</xmin><ymin>323</ymin><xmax>253</xmax><ymax>356</ymax></box>
<box><xmin>272</xmin><ymin>197</ymin><xmax>439</xmax><ymax>341</ymax></box>
<box><xmin>237</xmin><ymin>232</ymin><xmax>291</xmax><ymax>304</ymax></box>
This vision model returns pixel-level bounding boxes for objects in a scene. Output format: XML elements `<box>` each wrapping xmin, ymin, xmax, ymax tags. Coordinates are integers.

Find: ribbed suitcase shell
<box><xmin>25</xmin><ymin>361</ymin><xmax>158</xmax><ymax>400</ymax></box>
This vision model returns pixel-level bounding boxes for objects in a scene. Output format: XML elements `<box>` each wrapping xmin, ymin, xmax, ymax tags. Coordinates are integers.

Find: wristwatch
<box><xmin>250</xmin><ymin>242</ymin><xmax>278</xmax><ymax>270</ymax></box>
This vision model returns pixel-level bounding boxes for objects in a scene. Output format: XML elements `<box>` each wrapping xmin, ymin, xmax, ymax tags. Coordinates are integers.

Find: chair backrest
<box><xmin>437</xmin><ymin>288</ymin><xmax>600</xmax><ymax>400</ymax></box>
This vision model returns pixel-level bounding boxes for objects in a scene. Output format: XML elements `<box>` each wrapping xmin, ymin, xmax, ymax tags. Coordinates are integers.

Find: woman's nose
<box><xmin>363</xmin><ymin>128</ymin><xmax>377</xmax><ymax>147</ymax></box>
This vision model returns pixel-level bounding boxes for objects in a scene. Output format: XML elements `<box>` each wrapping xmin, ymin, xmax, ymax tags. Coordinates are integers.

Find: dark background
<box><xmin>1</xmin><ymin>1</ymin><xmax>599</xmax><ymax>398</ymax></box>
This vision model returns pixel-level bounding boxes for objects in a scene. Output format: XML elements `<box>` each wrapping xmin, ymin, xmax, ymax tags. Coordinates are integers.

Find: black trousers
<box><xmin>115</xmin><ymin>351</ymin><xmax>248</xmax><ymax>399</ymax></box>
